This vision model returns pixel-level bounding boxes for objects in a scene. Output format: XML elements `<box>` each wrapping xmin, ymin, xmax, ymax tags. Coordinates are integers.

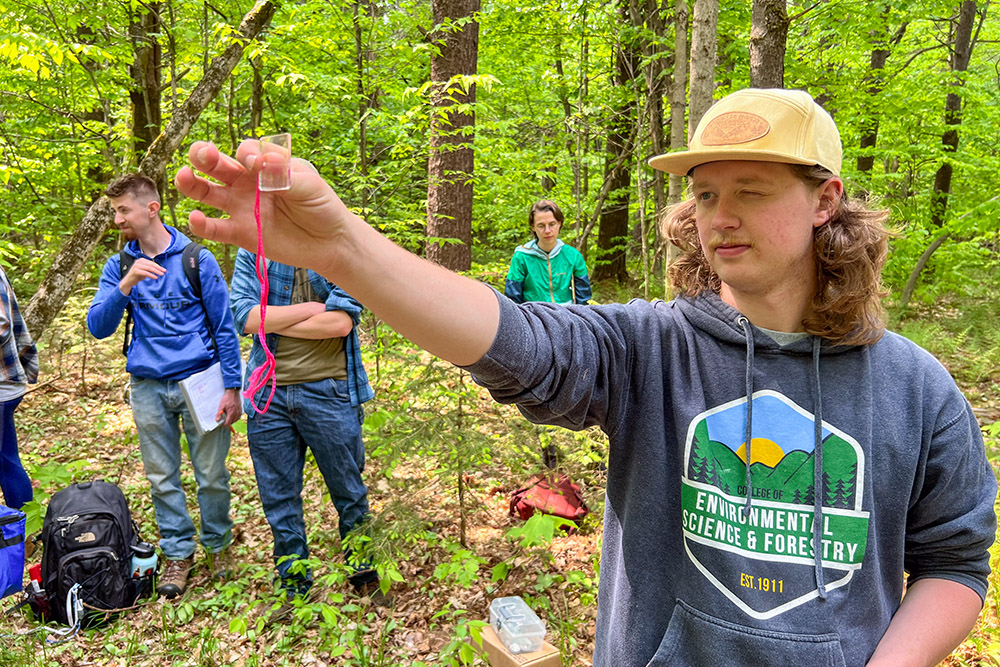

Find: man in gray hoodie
<box><xmin>175</xmin><ymin>88</ymin><xmax>995</xmax><ymax>666</ymax></box>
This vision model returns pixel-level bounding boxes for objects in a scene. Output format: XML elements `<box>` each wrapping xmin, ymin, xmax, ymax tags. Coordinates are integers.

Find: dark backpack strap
<box><xmin>181</xmin><ymin>242</ymin><xmax>218</xmax><ymax>353</ymax></box>
<box><xmin>181</xmin><ymin>242</ymin><xmax>203</xmax><ymax>299</ymax></box>
<box><xmin>119</xmin><ymin>250</ymin><xmax>136</xmax><ymax>356</ymax></box>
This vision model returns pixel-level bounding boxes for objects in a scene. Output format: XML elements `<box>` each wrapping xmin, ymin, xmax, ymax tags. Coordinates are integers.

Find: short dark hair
<box><xmin>106</xmin><ymin>173</ymin><xmax>160</xmax><ymax>205</ymax></box>
<box><xmin>528</xmin><ymin>200</ymin><xmax>564</xmax><ymax>240</ymax></box>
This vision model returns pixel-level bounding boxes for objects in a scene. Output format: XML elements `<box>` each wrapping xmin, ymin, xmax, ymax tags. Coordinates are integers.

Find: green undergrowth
<box><xmin>2</xmin><ymin>290</ymin><xmax>999</xmax><ymax>665</ymax></box>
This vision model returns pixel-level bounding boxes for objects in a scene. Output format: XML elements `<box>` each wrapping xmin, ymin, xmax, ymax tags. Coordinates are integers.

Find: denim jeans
<box><xmin>0</xmin><ymin>396</ymin><xmax>33</xmax><ymax>509</ymax></box>
<box><xmin>130</xmin><ymin>376</ymin><xmax>233</xmax><ymax>560</ymax></box>
<box><xmin>247</xmin><ymin>378</ymin><xmax>374</xmax><ymax>588</ymax></box>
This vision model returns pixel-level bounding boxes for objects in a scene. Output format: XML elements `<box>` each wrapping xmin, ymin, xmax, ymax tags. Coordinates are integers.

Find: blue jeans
<box><xmin>130</xmin><ymin>377</ymin><xmax>233</xmax><ymax>560</ymax></box>
<box><xmin>0</xmin><ymin>396</ymin><xmax>32</xmax><ymax>509</ymax></box>
<box><xmin>246</xmin><ymin>378</ymin><xmax>374</xmax><ymax>587</ymax></box>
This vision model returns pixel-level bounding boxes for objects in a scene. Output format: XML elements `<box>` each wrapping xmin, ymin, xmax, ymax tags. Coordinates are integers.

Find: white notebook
<box><xmin>178</xmin><ymin>362</ymin><xmax>225</xmax><ymax>435</ymax></box>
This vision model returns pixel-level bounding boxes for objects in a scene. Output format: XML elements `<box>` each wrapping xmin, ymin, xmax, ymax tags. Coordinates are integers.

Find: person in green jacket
<box><xmin>504</xmin><ymin>200</ymin><xmax>591</xmax><ymax>305</ymax></box>
<box><xmin>505</xmin><ymin>200</ymin><xmax>592</xmax><ymax>468</ymax></box>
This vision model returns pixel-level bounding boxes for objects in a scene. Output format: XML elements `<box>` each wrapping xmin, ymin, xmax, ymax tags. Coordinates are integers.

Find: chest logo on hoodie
<box><xmin>681</xmin><ymin>390</ymin><xmax>870</xmax><ymax>619</ymax></box>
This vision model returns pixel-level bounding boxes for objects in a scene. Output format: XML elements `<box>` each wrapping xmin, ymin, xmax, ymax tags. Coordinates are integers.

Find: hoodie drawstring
<box><xmin>811</xmin><ymin>337</ymin><xmax>827</xmax><ymax>598</ymax></box>
<box><xmin>738</xmin><ymin>317</ymin><xmax>755</xmax><ymax>514</ymax></box>
<box><xmin>739</xmin><ymin>317</ymin><xmax>827</xmax><ymax>600</ymax></box>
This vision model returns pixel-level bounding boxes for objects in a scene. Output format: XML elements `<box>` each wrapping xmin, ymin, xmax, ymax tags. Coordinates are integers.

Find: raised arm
<box><xmin>176</xmin><ymin>141</ymin><xmax>497</xmax><ymax>366</ymax></box>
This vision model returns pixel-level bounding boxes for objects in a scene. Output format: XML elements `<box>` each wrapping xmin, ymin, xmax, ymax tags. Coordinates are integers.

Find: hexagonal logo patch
<box><xmin>681</xmin><ymin>390</ymin><xmax>870</xmax><ymax>619</ymax></box>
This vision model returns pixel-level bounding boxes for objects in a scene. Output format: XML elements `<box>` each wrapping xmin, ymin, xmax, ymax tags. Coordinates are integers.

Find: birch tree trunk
<box><xmin>688</xmin><ymin>0</ymin><xmax>718</xmax><ymax>138</ymax></box>
<box><xmin>24</xmin><ymin>0</ymin><xmax>278</xmax><ymax>338</ymax></box>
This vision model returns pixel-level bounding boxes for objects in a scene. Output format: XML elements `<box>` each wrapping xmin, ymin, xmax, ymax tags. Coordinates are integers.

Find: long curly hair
<box><xmin>663</xmin><ymin>165</ymin><xmax>892</xmax><ymax>346</ymax></box>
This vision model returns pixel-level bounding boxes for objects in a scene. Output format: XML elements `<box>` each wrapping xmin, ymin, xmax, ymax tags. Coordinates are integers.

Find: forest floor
<box><xmin>0</xmin><ymin>293</ymin><xmax>998</xmax><ymax>666</ymax></box>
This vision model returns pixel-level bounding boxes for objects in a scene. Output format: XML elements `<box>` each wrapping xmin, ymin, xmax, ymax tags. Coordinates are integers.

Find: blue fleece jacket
<box><xmin>465</xmin><ymin>290</ymin><xmax>996</xmax><ymax>667</ymax></box>
<box><xmin>87</xmin><ymin>226</ymin><xmax>242</xmax><ymax>388</ymax></box>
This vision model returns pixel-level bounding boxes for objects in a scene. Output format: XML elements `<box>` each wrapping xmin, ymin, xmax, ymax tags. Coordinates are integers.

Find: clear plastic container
<box><xmin>489</xmin><ymin>596</ymin><xmax>546</xmax><ymax>654</ymax></box>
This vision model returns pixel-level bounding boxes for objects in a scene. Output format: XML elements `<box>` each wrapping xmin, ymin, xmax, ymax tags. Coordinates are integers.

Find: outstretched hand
<box><xmin>174</xmin><ymin>141</ymin><xmax>354</xmax><ymax>276</ymax></box>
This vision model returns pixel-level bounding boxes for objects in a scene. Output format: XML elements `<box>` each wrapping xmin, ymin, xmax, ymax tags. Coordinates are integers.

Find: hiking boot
<box><xmin>206</xmin><ymin>548</ymin><xmax>232</xmax><ymax>581</ymax></box>
<box><xmin>353</xmin><ymin>579</ymin><xmax>391</xmax><ymax>608</ymax></box>
<box><xmin>157</xmin><ymin>557</ymin><xmax>193</xmax><ymax>599</ymax></box>
<box><xmin>542</xmin><ymin>443</ymin><xmax>559</xmax><ymax>469</ymax></box>
<box><xmin>279</xmin><ymin>577</ymin><xmax>312</xmax><ymax>602</ymax></box>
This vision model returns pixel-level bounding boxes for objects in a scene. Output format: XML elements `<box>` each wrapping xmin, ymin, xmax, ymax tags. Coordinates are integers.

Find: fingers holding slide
<box><xmin>186</xmin><ymin>209</ymin><xmax>244</xmax><ymax>249</ymax></box>
<box><xmin>192</xmin><ymin>140</ymin><xmax>256</xmax><ymax>186</ymax></box>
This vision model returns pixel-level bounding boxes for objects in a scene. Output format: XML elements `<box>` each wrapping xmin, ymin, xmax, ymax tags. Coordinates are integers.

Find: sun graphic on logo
<box><xmin>735</xmin><ymin>437</ymin><xmax>786</xmax><ymax>468</ymax></box>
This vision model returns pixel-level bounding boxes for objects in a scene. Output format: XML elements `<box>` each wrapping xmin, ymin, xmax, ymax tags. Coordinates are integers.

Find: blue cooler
<box><xmin>0</xmin><ymin>504</ymin><xmax>26</xmax><ymax>598</ymax></box>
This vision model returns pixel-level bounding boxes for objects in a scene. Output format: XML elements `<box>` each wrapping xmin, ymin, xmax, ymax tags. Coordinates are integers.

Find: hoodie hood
<box><xmin>123</xmin><ymin>225</ymin><xmax>189</xmax><ymax>260</ymax></box>
<box><xmin>515</xmin><ymin>238</ymin><xmax>565</xmax><ymax>260</ymax></box>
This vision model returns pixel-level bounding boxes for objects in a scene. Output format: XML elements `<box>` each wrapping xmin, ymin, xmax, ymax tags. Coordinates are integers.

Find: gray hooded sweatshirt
<box><xmin>465</xmin><ymin>290</ymin><xmax>995</xmax><ymax>667</ymax></box>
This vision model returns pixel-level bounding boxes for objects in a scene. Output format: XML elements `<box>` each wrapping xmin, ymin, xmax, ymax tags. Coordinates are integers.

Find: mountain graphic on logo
<box><xmin>688</xmin><ymin>415</ymin><xmax>858</xmax><ymax>509</ymax></box>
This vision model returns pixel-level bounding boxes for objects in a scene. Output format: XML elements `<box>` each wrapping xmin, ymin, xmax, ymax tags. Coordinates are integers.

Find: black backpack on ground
<box><xmin>37</xmin><ymin>481</ymin><xmax>148</xmax><ymax>625</ymax></box>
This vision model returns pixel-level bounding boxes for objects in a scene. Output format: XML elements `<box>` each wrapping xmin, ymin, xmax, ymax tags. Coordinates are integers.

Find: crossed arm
<box><xmin>242</xmin><ymin>302</ymin><xmax>353</xmax><ymax>340</ymax></box>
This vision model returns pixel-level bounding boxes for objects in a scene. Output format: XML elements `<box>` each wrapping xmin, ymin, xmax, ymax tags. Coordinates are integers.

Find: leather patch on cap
<box><xmin>701</xmin><ymin>112</ymin><xmax>770</xmax><ymax>146</ymax></box>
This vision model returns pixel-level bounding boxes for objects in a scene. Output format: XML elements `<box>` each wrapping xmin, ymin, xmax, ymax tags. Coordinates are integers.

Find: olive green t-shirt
<box><xmin>274</xmin><ymin>268</ymin><xmax>347</xmax><ymax>385</ymax></box>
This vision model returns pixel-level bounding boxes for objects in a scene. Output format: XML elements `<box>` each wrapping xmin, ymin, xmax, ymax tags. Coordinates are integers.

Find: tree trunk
<box><xmin>929</xmin><ymin>0</ymin><xmax>976</xmax><ymax>230</ymax></box>
<box><xmin>668</xmin><ymin>0</ymin><xmax>689</xmax><ymax>206</ymax></box>
<box><xmin>640</xmin><ymin>0</ymin><xmax>668</xmax><ymax>282</ymax></box>
<box><xmin>576</xmin><ymin>3</ymin><xmax>591</xmax><ymax>237</ymax></box>
<box><xmin>663</xmin><ymin>0</ymin><xmax>690</xmax><ymax>299</ymax></box>
<box><xmin>251</xmin><ymin>56</ymin><xmax>264</xmax><ymax>131</ymax></box>
<box><xmin>638</xmin><ymin>0</ymin><xmax>667</xmax><ymax>219</ymax></box>
<box><xmin>592</xmin><ymin>0</ymin><xmax>638</xmax><ymax>285</ymax></box>
<box><xmin>129</xmin><ymin>2</ymin><xmax>163</xmax><ymax>169</ymax></box>
<box><xmin>426</xmin><ymin>0</ymin><xmax>480</xmax><ymax>272</ymax></box>
<box><xmin>354</xmin><ymin>0</ymin><xmax>383</xmax><ymax>213</ymax></box>
<box><xmin>24</xmin><ymin>0</ymin><xmax>278</xmax><ymax>338</ymax></box>
<box><xmin>857</xmin><ymin>16</ymin><xmax>908</xmax><ymax>176</ymax></box>
<box><xmin>749</xmin><ymin>0</ymin><xmax>788</xmax><ymax>88</ymax></box>
<box><xmin>688</xmin><ymin>0</ymin><xmax>719</xmax><ymax>138</ymax></box>
<box><xmin>900</xmin><ymin>0</ymin><xmax>979</xmax><ymax>309</ymax></box>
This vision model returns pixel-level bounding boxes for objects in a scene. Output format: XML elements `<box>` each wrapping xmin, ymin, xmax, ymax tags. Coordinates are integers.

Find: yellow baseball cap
<box><xmin>648</xmin><ymin>88</ymin><xmax>842</xmax><ymax>176</ymax></box>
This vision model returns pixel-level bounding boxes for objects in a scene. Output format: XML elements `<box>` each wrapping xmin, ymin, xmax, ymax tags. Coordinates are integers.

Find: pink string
<box><xmin>243</xmin><ymin>183</ymin><xmax>276</xmax><ymax>413</ymax></box>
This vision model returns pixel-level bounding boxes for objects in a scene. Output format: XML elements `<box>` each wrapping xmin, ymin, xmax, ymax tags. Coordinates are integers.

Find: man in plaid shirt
<box><xmin>0</xmin><ymin>264</ymin><xmax>38</xmax><ymax>510</ymax></box>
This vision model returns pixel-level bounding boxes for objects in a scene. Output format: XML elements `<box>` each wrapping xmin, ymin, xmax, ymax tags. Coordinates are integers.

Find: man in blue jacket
<box><xmin>88</xmin><ymin>173</ymin><xmax>242</xmax><ymax>599</ymax></box>
<box><xmin>230</xmin><ymin>250</ymin><xmax>382</xmax><ymax>602</ymax></box>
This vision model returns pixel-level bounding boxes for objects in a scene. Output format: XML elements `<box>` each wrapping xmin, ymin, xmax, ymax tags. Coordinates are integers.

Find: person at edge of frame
<box><xmin>0</xmin><ymin>264</ymin><xmax>38</xmax><ymax>512</ymax></box>
<box><xmin>174</xmin><ymin>87</ymin><xmax>996</xmax><ymax>667</ymax></box>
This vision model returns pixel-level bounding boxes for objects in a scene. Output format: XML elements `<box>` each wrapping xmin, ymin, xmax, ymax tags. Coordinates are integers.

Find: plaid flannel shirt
<box><xmin>0</xmin><ymin>266</ymin><xmax>38</xmax><ymax>385</ymax></box>
<box><xmin>229</xmin><ymin>250</ymin><xmax>373</xmax><ymax>411</ymax></box>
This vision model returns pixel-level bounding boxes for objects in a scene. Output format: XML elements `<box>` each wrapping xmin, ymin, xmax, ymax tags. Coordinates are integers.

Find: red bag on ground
<box><xmin>509</xmin><ymin>474</ymin><xmax>590</xmax><ymax>524</ymax></box>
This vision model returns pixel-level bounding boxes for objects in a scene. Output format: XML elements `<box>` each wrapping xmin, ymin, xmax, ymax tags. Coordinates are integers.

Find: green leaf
<box><xmin>491</xmin><ymin>562</ymin><xmax>509</xmax><ymax>583</ymax></box>
<box><xmin>228</xmin><ymin>616</ymin><xmax>247</xmax><ymax>635</ymax></box>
